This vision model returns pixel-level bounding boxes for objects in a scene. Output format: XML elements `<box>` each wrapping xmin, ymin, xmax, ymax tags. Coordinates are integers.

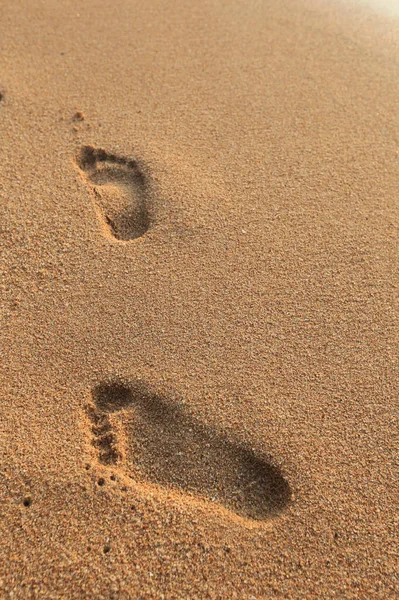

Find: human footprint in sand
<box><xmin>77</xmin><ymin>146</ymin><xmax>151</xmax><ymax>241</ymax></box>
<box><xmin>86</xmin><ymin>380</ymin><xmax>291</xmax><ymax>522</ymax></box>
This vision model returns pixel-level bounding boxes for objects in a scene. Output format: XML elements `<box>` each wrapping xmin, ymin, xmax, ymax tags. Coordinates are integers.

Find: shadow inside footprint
<box><xmin>76</xmin><ymin>146</ymin><xmax>150</xmax><ymax>241</ymax></box>
<box><xmin>91</xmin><ymin>381</ymin><xmax>291</xmax><ymax>521</ymax></box>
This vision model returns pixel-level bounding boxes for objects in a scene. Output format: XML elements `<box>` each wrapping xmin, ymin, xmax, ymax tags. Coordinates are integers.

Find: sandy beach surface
<box><xmin>1</xmin><ymin>0</ymin><xmax>398</xmax><ymax>598</ymax></box>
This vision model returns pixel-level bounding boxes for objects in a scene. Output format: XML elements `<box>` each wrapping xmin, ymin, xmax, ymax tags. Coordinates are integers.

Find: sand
<box><xmin>0</xmin><ymin>0</ymin><xmax>398</xmax><ymax>597</ymax></box>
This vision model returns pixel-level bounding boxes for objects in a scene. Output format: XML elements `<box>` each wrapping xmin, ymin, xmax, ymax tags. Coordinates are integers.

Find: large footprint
<box><xmin>86</xmin><ymin>380</ymin><xmax>291</xmax><ymax>522</ymax></box>
<box><xmin>76</xmin><ymin>146</ymin><xmax>150</xmax><ymax>241</ymax></box>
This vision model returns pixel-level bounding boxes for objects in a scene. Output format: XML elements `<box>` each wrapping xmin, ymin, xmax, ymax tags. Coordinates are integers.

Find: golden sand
<box><xmin>1</xmin><ymin>0</ymin><xmax>398</xmax><ymax>597</ymax></box>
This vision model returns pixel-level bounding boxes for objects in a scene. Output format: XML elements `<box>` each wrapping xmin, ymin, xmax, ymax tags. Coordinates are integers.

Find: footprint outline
<box><xmin>76</xmin><ymin>145</ymin><xmax>151</xmax><ymax>241</ymax></box>
<box><xmin>85</xmin><ymin>379</ymin><xmax>291</xmax><ymax>523</ymax></box>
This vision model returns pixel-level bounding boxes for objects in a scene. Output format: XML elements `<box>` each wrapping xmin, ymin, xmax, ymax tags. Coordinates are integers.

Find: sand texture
<box><xmin>1</xmin><ymin>0</ymin><xmax>398</xmax><ymax>598</ymax></box>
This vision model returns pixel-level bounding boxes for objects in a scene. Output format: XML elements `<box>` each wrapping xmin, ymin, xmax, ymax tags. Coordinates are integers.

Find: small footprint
<box><xmin>76</xmin><ymin>146</ymin><xmax>150</xmax><ymax>241</ymax></box>
<box><xmin>86</xmin><ymin>381</ymin><xmax>291</xmax><ymax>522</ymax></box>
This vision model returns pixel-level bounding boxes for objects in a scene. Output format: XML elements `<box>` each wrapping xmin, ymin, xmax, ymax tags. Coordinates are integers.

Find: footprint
<box><xmin>86</xmin><ymin>380</ymin><xmax>291</xmax><ymax>522</ymax></box>
<box><xmin>76</xmin><ymin>146</ymin><xmax>150</xmax><ymax>241</ymax></box>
